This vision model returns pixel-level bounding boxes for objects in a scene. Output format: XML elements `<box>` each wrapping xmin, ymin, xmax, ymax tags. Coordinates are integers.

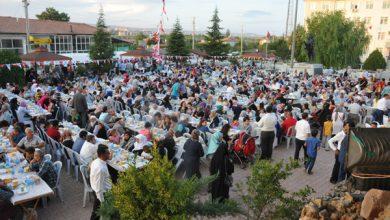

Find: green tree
<box><xmin>268</xmin><ymin>38</ymin><xmax>290</xmax><ymax>60</ymax></box>
<box><xmin>363</xmin><ymin>49</ymin><xmax>387</xmax><ymax>71</ymax></box>
<box><xmin>0</xmin><ymin>50</ymin><xmax>21</xmax><ymax>64</ymax></box>
<box><xmin>89</xmin><ymin>8</ymin><xmax>114</xmax><ymax>60</ymax></box>
<box><xmin>204</xmin><ymin>8</ymin><xmax>229</xmax><ymax>56</ymax></box>
<box><xmin>238</xmin><ymin>159</ymin><xmax>314</xmax><ymax>220</ymax></box>
<box><xmin>290</xmin><ymin>25</ymin><xmax>309</xmax><ymax>62</ymax></box>
<box><xmin>307</xmin><ymin>11</ymin><xmax>369</xmax><ymax>68</ymax></box>
<box><xmin>225</xmin><ymin>29</ymin><xmax>231</xmax><ymax>37</ymax></box>
<box><xmin>100</xmin><ymin>150</ymin><xmax>241</xmax><ymax>219</ymax></box>
<box><xmin>167</xmin><ymin>18</ymin><xmax>189</xmax><ymax>56</ymax></box>
<box><xmin>36</xmin><ymin>7</ymin><xmax>70</xmax><ymax>22</ymax></box>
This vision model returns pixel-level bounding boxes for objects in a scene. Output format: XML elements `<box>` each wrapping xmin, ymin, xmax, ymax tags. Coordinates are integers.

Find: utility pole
<box><xmin>192</xmin><ymin>17</ymin><xmax>195</xmax><ymax>50</ymax></box>
<box><xmin>285</xmin><ymin>0</ymin><xmax>291</xmax><ymax>38</ymax></box>
<box><xmin>290</xmin><ymin>0</ymin><xmax>299</xmax><ymax>68</ymax></box>
<box><xmin>22</xmin><ymin>0</ymin><xmax>30</xmax><ymax>53</ymax></box>
<box><xmin>240</xmin><ymin>24</ymin><xmax>243</xmax><ymax>55</ymax></box>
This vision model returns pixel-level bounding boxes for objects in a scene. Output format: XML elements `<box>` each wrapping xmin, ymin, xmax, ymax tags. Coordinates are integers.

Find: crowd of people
<box><xmin>0</xmin><ymin>58</ymin><xmax>389</xmax><ymax>219</ymax></box>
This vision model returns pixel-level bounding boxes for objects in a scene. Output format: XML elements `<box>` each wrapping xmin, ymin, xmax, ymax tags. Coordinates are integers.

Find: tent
<box><xmin>20</xmin><ymin>46</ymin><xmax>72</xmax><ymax>62</ymax></box>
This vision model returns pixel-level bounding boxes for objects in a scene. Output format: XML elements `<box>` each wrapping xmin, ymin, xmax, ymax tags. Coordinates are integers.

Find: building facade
<box><xmin>0</xmin><ymin>16</ymin><xmax>96</xmax><ymax>55</ymax></box>
<box><xmin>304</xmin><ymin>0</ymin><xmax>390</xmax><ymax>61</ymax></box>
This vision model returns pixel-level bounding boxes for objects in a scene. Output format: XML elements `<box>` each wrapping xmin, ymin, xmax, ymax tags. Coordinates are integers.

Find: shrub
<box><xmin>0</xmin><ymin>50</ymin><xmax>21</xmax><ymax>64</ymax></box>
<box><xmin>363</xmin><ymin>49</ymin><xmax>387</xmax><ymax>71</ymax></box>
<box><xmin>100</xmin><ymin>150</ymin><xmax>241</xmax><ymax>219</ymax></box>
<box><xmin>238</xmin><ymin>158</ymin><xmax>314</xmax><ymax>220</ymax></box>
<box><xmin>0</xmin><ymin>66</ymin><xmax>25</xmax><ymax>87</ymax></box>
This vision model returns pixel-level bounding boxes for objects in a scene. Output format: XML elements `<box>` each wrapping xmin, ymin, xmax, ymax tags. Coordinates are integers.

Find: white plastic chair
<box><xmin>44</xmin><ymin>154</ymin><xmax>52</xmax><ymax>162</ymax></box>
<box><xmin>284</xmin><ymin>126</ymin><xmax>296</xmax><ymax>149</ymax></box>
<box><xmin>53</xmin><ymin>161</ymin><xmax>64</xmax><ymax>202</ymax></box>
<box><xmin>64</xmin><ymin>147</ymin><xmax>80</xmax><ymax>181</ymax></box>
<box><xmin>80</xmin><ymin>165</ymin><xmax>94</xmax><ymax>208</ymax></box>
<box><xmin>132</xmin><ymin>114</ymin><xmax>141</xmax><ymax>121</ymax></box>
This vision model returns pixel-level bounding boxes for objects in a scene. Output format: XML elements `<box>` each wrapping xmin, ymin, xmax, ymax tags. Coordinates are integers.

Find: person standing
<box><xmin>294</xmin><ymin>113</ymin><xmax>311</xmax><ymax>162</ymax></box>
<box><xmin>304</xmin><ymin>130</ymin><xmax>321</xmax><ymax>174</ymax></box>
<box><xmin>210</xmin><ymin>141</ymin><xmax>234</xmax><ymax>203</ymax></box>
<box><xmin>328</xmin><ymin>121</ymin><xmax>352</xmax><ymax>184</ymax></box>
<box><xmin>337</xmin><ymin>121</ymin><xmax>354</xmax><ymax>183</ymax></box>
<box><xmin>257</xmin><ymin>106</ymin><xmax>277</xmax><ymax>159</ymax></box>
<box><xmin>90</xmin><ymin>144</ymin><xmax>112</xmax><ymax>220</ymax></box>
<box><xmin>72</xmin><ymin>88</ymin><xmax>89</xmax><ymax>128</ymax></box>
<box><xmin>182</xmin><ymin>130</ymin><xmax>204</xmax><ymax>179</ymax></box>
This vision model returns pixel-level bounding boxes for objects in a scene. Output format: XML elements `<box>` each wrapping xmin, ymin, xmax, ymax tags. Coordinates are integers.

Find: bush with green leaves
<box><xmin>0</xmin><ymin>50</ymin><xmax>21</xmax><ymax>64</ymax></box>
<box><xmin>0</xmin><ymin>66</ymin><xmax>25</xmax><ymax>87</ymax></box>
<box><xmin>363</xmin><ymin>49</ymin><xmax>387</xmax><ymax>71</ymax></box>
<box><xmin>99</xmin><ymin>150</ymin><xmax>242</xmax><ymax>220</ymax></box>
<box><xmin>238</xmin><ymin>158</ymin><xmax>314</xmax><ymax>220</ymax></box>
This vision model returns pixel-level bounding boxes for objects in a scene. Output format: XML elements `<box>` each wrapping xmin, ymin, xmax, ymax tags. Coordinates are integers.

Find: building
<box><xmin>304</xmin><ymin>0</ymin><xmax>390</xmax><ymax>61</ymax></box>
<box><xmin>0</xmin><ymin>16</ymin><xmax>97</xmax><ymax>55</ymax></box>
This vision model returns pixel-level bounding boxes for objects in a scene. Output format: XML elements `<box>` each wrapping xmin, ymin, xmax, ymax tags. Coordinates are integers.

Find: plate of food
<box><xmin>16</xmin><ymin>184</ymin><xmax>29</xmax><ymax>195</ymax></box>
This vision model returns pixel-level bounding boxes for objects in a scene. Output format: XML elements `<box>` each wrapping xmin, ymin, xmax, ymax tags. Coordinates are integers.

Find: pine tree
<box><xmin>204</xmin><ymin>8</ymin><xmax>228</xmax><ymax>56</ymax></box>
<box><xmin>89</xmin><ymin>8</ymin><xmax>114</xmax><ymax>60</ymax></box>
<box><xmin>167</xmin><ymin>18</ymin><xmax>189</xmax><ymax>56</ymax></box>
<box><xmin>363</xmin><ymin>49</ymin><xmax>387</xmax><ymax>71</ymax></box>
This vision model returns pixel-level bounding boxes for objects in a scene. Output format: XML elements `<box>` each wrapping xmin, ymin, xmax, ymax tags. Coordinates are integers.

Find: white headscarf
<box><xmin>133</xmin><ymin>134</ymin><xmax>148</xmax><ymax>151</ymax></box>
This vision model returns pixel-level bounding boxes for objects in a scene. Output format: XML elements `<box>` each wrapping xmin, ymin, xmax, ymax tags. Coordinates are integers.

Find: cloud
<box><xmin>242</xmin><ymin>10</ymin><xmax>271</xmax><ymax>18</ymax></box>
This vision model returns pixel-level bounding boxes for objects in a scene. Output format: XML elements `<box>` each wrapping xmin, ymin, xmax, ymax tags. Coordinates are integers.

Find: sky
<box><xmin>0</xmin><ymin>0</ymin><xmax>305</xmax><ymax>35</ymax></box>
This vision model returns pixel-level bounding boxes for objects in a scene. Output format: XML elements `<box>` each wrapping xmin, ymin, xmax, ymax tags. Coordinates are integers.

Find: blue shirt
<box><xmin>306</xmin><ymin>137</ymin><xmax>321</xmax><ymax>158</ymax></box>
<box><xmin>171</xmin><ymin>82</ymin><xmax>180</xmax><ymax>98</ymax></box>
<box><xmin>72</xmin><ymin>137</ymin><xmax>85</xmax><ymax>154</ymax></box>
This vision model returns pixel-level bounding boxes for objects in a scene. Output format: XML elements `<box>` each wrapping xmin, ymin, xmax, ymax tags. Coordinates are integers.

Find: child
<box><xmin>322</xmin><ymin>115</ymin><xmax>332</xmax><ymax>151</ymax></box>
<box><xmin>304</xmin><ymin>130</ymin><xmax>321</xmax><ymax>174</ymax></box>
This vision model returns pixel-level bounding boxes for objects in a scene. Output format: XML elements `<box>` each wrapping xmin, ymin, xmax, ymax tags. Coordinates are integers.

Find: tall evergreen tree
<box><xmin>167</xmin><ymin>18</ymin><xmax>188</xmax><ymax>56</ymax></box>
<box><xmin>363</xmin><ymin>49</ymin><xmax>387</xmax><ymax>71</ymax></box>
<box><xmin>89</xmin><ymin>8</ymin><xmax>114</xmax><ymax>60</ymax></box>
<box><xmin>204</xmin><ymin>8</ymin><xmax>228</xmax><ymax>56</ymax></box>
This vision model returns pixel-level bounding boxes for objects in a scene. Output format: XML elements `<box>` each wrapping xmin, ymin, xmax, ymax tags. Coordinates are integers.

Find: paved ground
<box><xmin>37</xmin><ymin>143</ymin><xmax>334</xmax><ymax>220</ymax></box>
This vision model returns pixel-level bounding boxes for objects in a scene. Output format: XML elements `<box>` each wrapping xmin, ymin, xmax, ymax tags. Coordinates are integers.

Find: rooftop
<box><xmin>0</xmin><ymin>16</ymin><xmax>96</xmax><ymax>35</ymax></box>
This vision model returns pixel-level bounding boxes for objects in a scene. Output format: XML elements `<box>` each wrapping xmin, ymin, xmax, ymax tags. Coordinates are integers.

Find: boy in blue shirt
<box><xmin>304</xmin><ymin>130</ymin><xmax>321</xmax><ymax>174</ymax></box>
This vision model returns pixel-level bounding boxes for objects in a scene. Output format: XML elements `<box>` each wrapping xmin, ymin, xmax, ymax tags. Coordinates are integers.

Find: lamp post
<box><xmin>290</xmin><ymin>0</ymin><xmax>299</xmax><ymax>69</ymax></box>
<box><xmin>22</xmin><ymin>0</ymin><xmax>30</xmax><ymax>53</ymax></box>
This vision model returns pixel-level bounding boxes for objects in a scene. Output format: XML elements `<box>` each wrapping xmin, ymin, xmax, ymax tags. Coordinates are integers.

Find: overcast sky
<box><xmin>0</xmin><ymin>0</ymin><xmax>305</xmax><ymax>35</ymax></box>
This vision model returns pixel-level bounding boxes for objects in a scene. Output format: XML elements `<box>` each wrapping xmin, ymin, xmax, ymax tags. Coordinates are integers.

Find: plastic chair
<box><xmin>80</xmin><ymin>165</ymin><xmax>94</xmax><ymax>208</ymax></box>
<box><xmin>53</xmin><ymin>161</ymin><xmax>64</xmax><ymax>202</ymax></box>
<box><xmin>132</xmin><ymin>114</ymin><xmax>141</xmax><ymax>121</ymax></box>
<box><xmin>61</xmin><ymin>145</ymin><xmax>71</xmax><ymax>175</ymax></box>
<box><xmin>64</xmin><ymin>147</ymin><xmax>80</xmax><ymax>181</ymax></box>
<box><xmin>183</xmin><ymin>133</ymin><xmax>191</xmax><ymax>139</ymax></box>
<box><xmin>284</xmin><ymin>126</ymin><xmax>296</xmax><ymax>149</ymax></box>
<box><xmin>44</xmin><ymin>154</ymin><xmax>52</xmax><ymax>162</ymax></box>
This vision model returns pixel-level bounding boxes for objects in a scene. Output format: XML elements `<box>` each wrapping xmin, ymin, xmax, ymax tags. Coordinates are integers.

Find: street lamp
<box><xmin>22</xmin><ymin>0</ymin><xmax>30</xmax><ymax>53</ymax></box>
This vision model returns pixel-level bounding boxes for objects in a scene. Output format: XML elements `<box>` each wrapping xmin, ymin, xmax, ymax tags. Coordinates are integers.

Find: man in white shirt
<box><xmin>347</xmin><ymin>100</ymin><xmax>361</xmax><ymax>125</ymax></box>
<box><xmin>257</xmin><ymin>106</ymin><xmax>277</xmax><ymax>159</ymax></box>
<box><xmin>90</xmin><ymin>144</ymin><xmax>112</xmax><ymax>220</ymax></box>
<box><xmin>328</xmin><ymin>121</ymin><xmax>351</xmax><ymax>184</ymax></box>
<box><xmin>294</xmin><ymin>113</ymin><xmax>311</xmax><ymax>162</ymax></box>
<box><xmin>80</xmin><ymin>134</ymin><xmax>97</xmax><ymax>164</ymax></box>
<box><xmin>374</xmin><ymin>94</ymin><xmax>389</xmax><ymax>124</ymax></box>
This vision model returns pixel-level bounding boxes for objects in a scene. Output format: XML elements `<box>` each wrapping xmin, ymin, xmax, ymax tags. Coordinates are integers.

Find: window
<box><xmin>380</xmin><ymin>17</ymin><xmax>388</xmax><ymax>24</ymax></box>
<box><xmin>384</xmin><ymin>1</ymin><xmax>390</xmax><ymax>9</ymax></box>
<box><xmin>310</xmin><ymin>2</ymin><xmax>317</xmax><ymax>11</ymax></box>
<box><xmin>366</xmin><ymin>1</ymin><xmax>373</xmax><ymax>9</ymax></box>
<box><xmin>75</xmin><ymin>35</ymin><xmax>92</xmax><ymax>53</ymax></box>
<box><xmin>0</xmin><ymin>38</ymin><xmax>24</xmax><ymax>54</ymax></box>
<box><xmin>378</xmin><ymin>32</ymin><xmax>386</xmax><ymax>40</ymax></box>
<box><xmin>336</xmin><ymin>2</ymin><xmax>344</xmax><ymax>10</ymax></box>
<box><xmin>322</xmin><ymin>3</ymin><xmax>329</xmax><ymax>10</ymax></box>
<box><xmin>365</xmin><ymin>17</ymin><xmax>372</xmax><ymax>24</ymax></box>
<box><xmin>54</xmin><ymin>35</ymin><xmax>72</xmax><ymax>53</ymax></box>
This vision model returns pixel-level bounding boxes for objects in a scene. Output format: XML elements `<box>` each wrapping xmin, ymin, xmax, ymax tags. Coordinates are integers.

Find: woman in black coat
<box><xmin>209</xmin><ymin>141</ymin><xmax>234</xmax><ymax>203</ymax></box>
<box><xmin>182</xmin><ymin>130</ymin><xmax>204</xmax><ymax>179</ymax></box>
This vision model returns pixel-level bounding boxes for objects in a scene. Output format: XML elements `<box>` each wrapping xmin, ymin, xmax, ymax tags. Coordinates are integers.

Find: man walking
<box><xmin>294</xmin><ymin>113</ymin><xmax>311</xmax><ymax>163</ymax></box>
<box><xmin>90</xmin><ymin>144</ymin><xmax>112</xmax><ymax>220</ymax></box>
<box><xmin>72</xmin><ymin>87</ymin><xmax>89</xmax><ymax>128</ymax></box>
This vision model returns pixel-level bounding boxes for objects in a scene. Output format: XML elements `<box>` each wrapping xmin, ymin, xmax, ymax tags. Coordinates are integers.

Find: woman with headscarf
<box><xmin>331</xmin><ymin>106</ymin><xmax>345</xmax><ymax>136</ymax></box>
<box><xmin>182</xmin><ymin>130</ymin><xmax>204</xmax><ymax>179</ymax></box>
<box><xmin>207</xmin><ymin>131</ymin><xmax>222</xmax><ymax>157</ymax></box>
<box><xmin>17</xmin><ymin>101</ymin><xmax>33</xmax><ymax>128</ymax></box>
<box><xmin>209</xmin><ymin>140</ymin><xmax>234</xmax><ymax>203</ymax></box>
<box><xmin>131</xmin><ymin>134</ymin><xmax>149</xmax><ymax>155</ymax></box>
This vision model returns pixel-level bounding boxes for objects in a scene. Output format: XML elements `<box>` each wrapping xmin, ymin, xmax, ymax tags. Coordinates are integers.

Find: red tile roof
<box><xmin>121</xmin><ymin>48</ymin><xmax>152</xmax><ymax>58</ymax></box>
<box><xmin>20</xmin><ymin>47</ymin><xmax>71</xmax><ymax>62</ymax></box>
<box><xmin>0</xmin><ymin>16</ymin><xmax>96</xmax><ymax>35</ymax></box>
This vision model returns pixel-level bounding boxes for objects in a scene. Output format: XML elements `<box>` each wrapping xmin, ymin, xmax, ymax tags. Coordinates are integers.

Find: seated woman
<box><xmin>197</xmin><ymin>118</ymin><xmax>211</xmax><ymax>133</ymax></box>
<box><xmin>29</xmin><ymin>149</ymin><xmax>58</xmax><ymax>188</ymax></box>
<box><xmin>209</xmin><ymin>111</ymin><xmax>220</xmax><ymax>129</ymax></box>
<box><xmin>61</xmin><ymin>129</ymin><xmax>74</xmax><ymax>149</ymax></box>
<box><xmin>157</xmin><ymin>129</ymin><xmax>176</xmax><ymax>162</ymax></box>
<box><xmin>108</xmin><ymin>129</ymin><xmax>121</xmax><ymax>145</ymax></box>
<box><xmin>131</xmin><ymin>134</ymin><xmax>149</xmax><ymax>156</ymax></box>
<box><xmin>93</xmin><ymin>122</ymin><xmax>108</xmax><ymax>139</ymax></box>
<box><xmin>86</xmin><ymin>116</ymin><xmax>98</xmax><ymax>133</ymax></box>
<box><xmin>139</xmin><ymin>122</ymin><xmax>153</xmax><ymax>141</ymax></box>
